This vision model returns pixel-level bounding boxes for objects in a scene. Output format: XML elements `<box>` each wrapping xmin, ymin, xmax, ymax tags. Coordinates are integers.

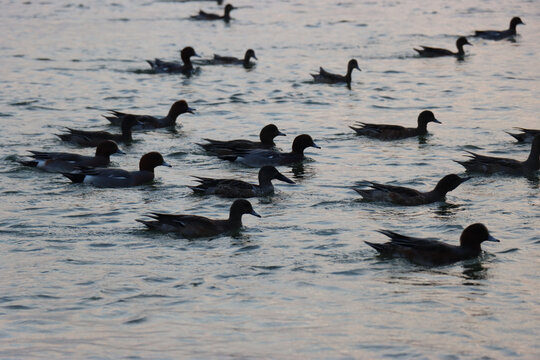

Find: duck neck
<box><xmin>524</xmin><ymin>145</ymin><xmax>540</xmax><ymax>169</ymax></box>
<box><xmin>456</xmin><ymin>43</ymin><xmax>465</xmax><ymax>56</ymax></box>
<box><xmin>121</xmin><ymin>124</ymin><xmax>133</xmax><ymax>142</ymax></box>
<box><xmin>260</xmin><ymin>132</ymin><xmax>276</xmax><ymax>146</ymax></box>
<box><xmin>227</xmin><ymin>211</ymin><xmax>243</xmax><ymax>229</ymax></box>
<box><xmin>181</xmin><ymin>54</ymin><xmax>193</xmax><ymax>70</ymax></box>
<box><xmin>417</xmin><ymin>121</ymin><xmax>428</xmax><ymax>134</ymax></box>
<box><xmin>258</xmin><ymin>173</ymin><xmax>274</xmax><ymax>189</ymax></box>
<box><xmin>223</xmin><ymin>9</ymin><xmax>231</xmax><ymax>22</ymax></box>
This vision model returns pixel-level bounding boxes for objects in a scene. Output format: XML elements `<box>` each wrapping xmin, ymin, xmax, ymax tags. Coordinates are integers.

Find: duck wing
<box><xmin>368</xmin><ymin>182</ymin><xmax>422</xmax><ymax>197</ymax></box>
<box><xmin>377</xmin><ymin>230</ymin><xmax>449</xmax><ymax>251</ymax></box>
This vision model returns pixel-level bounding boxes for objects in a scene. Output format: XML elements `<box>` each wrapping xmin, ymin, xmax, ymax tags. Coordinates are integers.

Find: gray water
<box><xmin>1</xmin><ymin>0</ymin><xmax>539</xmax><ymax>358</ymax></box>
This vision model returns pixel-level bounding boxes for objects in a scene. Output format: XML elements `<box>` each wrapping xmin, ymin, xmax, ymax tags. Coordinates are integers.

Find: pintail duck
<box><xmin>137</xmin><ymin>199</ymin><xmax>260</xmax><ymax>238</ymax></box>
<box><xmin>198</xmin><ymin>124</ymin><xmax>285</xmax><ymax>155</ymax></box>
<box><xmin>220</xmin><ymin>134</ymin><xmax>321</xmax><ymax>167</ymax></box>
<box><xmin>506</xmin><ymin>128</ymin><xmax>540</xmax><ymax>143</ymax></box>
<box><xmin>350</xmin><ymin>110</ymin><xmax>441</xmax><ymax>140</ymax></box>
<box><xmin>365</xmin><ymin>223</ymin><xmax>499</xmax><ymax>266</ymax></box>
<box><xmin>455</xmin><ymin>135</ymin><xmax>540</xmax><ymax>176</ymax></box>
<box><xmin>57</xmin><ymin>115</ymin><xmax>140</xmax><ymax>147</ymax></box>
<box><xmin>147</xmin><ymin>47</ymin><xmax>199</xmax><ymax>75</ymax></box>
<box><xmin>62</xmin><ymin>152</ymin><xmax>170</xmax><ymax>187</ymax></box>
<box><xmin>311</xmin><ymin>59</ymin><xmax>360</xmax><ymax>87</ymax></box>
<box><xmin>189</xmin><ymin>166</ymin><xmax>295</xmax><ymax>198</ymax></box>
<box><xmin>414</xmin><ymin>37</ymin><xmax>472</xmax><ymax>58</ymax></box>
<box><xmin>474</xmin><ymin>17</ymin><xmax>525</xmax><ymax>40</ymax></box>
<box><xmin>353</xmin><ymin>174</ymin><xmax>470</xmax><ymax>206</ymax></box>
<box><xmin>19</xmin><ymin>140</ymin><xmax>123</xmax><ymax>173</ymax></box>
<box><xmin>191</xmin><ymin>4</ymin><xmax>235</xmax><ymax>22</ymax></box>
<box><xmin>104</xmin><ymin>100</ymin><xmax>195</xmax><ymax>130</ymax></box>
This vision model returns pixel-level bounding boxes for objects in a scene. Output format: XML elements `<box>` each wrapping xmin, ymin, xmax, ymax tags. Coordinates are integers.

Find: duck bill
<box><xmin>312</xmin><ymin>142</ymin><xmax>322</xmax><ymax>149</ymax></box>
<box><xmin>486</xmin><ymin>235</ymin><xmax>500</xmax><ymax>243</ymax></box>
<box><xmin>115</xmin><ymin>149</ymin><xmax>126</xmax><ymax>155</ymax></box>
<box><xmin>187</xmin><ymin>107</ymin><xmax>196</xmax><ymax>114</ymax></box>
<box><xmin>432</xmin><ymin>119</ymin><xmax>442</xmax><ymax>124</ymax></box>
<box><xmin>277</xmin><ymin>131</ymin><xmax>286</xmax><ymax>137</ymax></box>
<box><xmin>250</xmin><ymin>209</ymin><xmax>261</xmax><ymax>218</ymax></box>
<box><xmin>276</xmin><ymin>173</ymin><xmax>295</xmax><ymax>184</ymax></box>
<box><xmin>162</xmin><ymin>161</ymin><xmax>172</xmax><ymax>168</ymax></box>
<box><xmin>460</xmin><ymin>176</ymin><xmax>472</xmax><ymax>183</ymax></box>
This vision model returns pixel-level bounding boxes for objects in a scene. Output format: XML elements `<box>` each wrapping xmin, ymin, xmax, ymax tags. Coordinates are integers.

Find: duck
<box><xmin>103</xmin><ymin>100</ymin><xmax>195</xmax><ymax>130</ymax></box>
<box><xmin>365</xmin><ymin>223</ymin><xmax>499</xmax><ymax>266</ymax></box>
<box><xmin>474</xmin><ymin>17</ymin><xmax>525</xmax><ymax>40</ymax></box>
<box><xmin>57</xmin><ymin>115</ymin><xmax>140</xmax><ymax>147</ymax></box>
<box><xmin>62</xmin><ymin>152</ymin><xmax>171</xmax><ymax>187</ymax></box>
<box><xmin>506</xmin><ymin>128</ymin><xmax>540</xmax><ymax>143</ymax></box>
<box><xmin>212</xmin><ymin>49</ymin><xmax>257</xmax><ymax>68</ymax></box>
<box><xmin>455</xmin><ymin>135</ymin><xmax>540</xmax><ymax>176</ymax></box>
<box><xmin>198</xmin><ymin>124</ymin><xmax>286</xmax><ymax>155</ymax></box>
<box><xmin>350</xmin><ymin>110</ymin><xmax>441</xmax><ymax>140</ymax></box>
<box><xmin>219</xmin><ymin>134</ymin><xmax>321</xmax><ymax>167</ymax></box>
<box><xmin>414</xmin><ymin>37</ymin><xmax>472</xmax><ymax>58</ymax></box>
<box><xmin>353</xmin><ymin>174</ymin><xmax>470</xmax><ymax>206</ymax></box>
<box><xmin>189</xmin><ymin>166</ymin><xmax>295</xmax><ymax>198</ymax></box>
<box><xmin>147</xmin><ymin>46</ymin><xmax>199</xmax><ymax>75</ymax></box>
<box><xmin>191</xmin><ymin>4</ymin><xmax>235</xmax><ymax>22</ymax></box>
<box><xmin>311</xmin><ymin>59</ymin><xmax>360</xmax><ymax>87</ymax></box>
<box><xmin>18</xmin><ymin>140</ymin><xmax>124</xmax><ymax>173</ymax></box>
<box><xmin>136</xmin><ymin>199</ymin><xmax>260</xmax><ymax>238</ymax></box>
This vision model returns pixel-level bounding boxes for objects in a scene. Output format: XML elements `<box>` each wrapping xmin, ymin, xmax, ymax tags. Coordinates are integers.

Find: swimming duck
<box><xmin>189</xmin><ymin>166</ymin><xmax>295</xmax><ymax>198</ymax></box>
<box><xmin>104</xmin><ymin>100</ymin><xmax>195</xmax><ymax>130</ymax></box>
<box><xmin>350</xmin><ymin>110</ymin><xmax>441</xmax><ymax>140</ymax></box>
<box><xmin>137</xmin><ymin>199</ymin><xmax>260</xmax><ymax>238</ymax></box>
<box><xmin>220</xmin><ymin>134</ymin><xmax>321</xmax><ymax>167</ymax></box>
<box><xmin>198</xmin><ymin>124</ymin><xmax>285</xmax><ymax>155</ymax></box>
<box><xmin>455</xmin><ymin>135</ymin><xmax>540</xmax><ymax>176</ymax></box>
<box><xmin>474</xmin><ymin>17</ymin><xmax>525</xmax><ymax>40</ymax></box>
<box><xmin>147</xmin><ymin>47</ymin><xmax>199</xmax><ymax>74</ymax></box>
<box><xmin>311</xmin><ymin>59</ymin><xmax>360</xmax><ymax>87</ymax></box>
<box><xmin>57</xmin><ymin>115</ymin><xmax>140</xmax><ymax>147</ymax></box>
<box><xmin>191</xmin><ymin>4</ymin><xmax>235</xmax><ymax>22</ymax></box>
<box><xmin>353</xmin><ymin>174</ymin><xmax>470</xmax><ymax>206</ymax></box>
<box><xmin>19</xmin><ymin>140</ymin><xmax>124</xmax><ymax>173</ymax></box>
<box><xmin>414</xmin><ymin>37</ymin><xmax>472</xmax><ymax>58</ymax></box>
<box><xmin>212</xmin><ymin>49</ymin><xmax>257</xmax><ymax>68</ymax></box>
<box><xmin>506</xmin><ymin>128</ymin><xmax>540</xmax><ymax>143</ymax></box>
<box><xmin>62</xmin><ymin>152</ymin><xmax>170</xmax><ymax>187</ymax></box>
<box><xmin>365</xmin><ymin>223</ymin><xmax>499</xmax><ymax>266</ymax></box>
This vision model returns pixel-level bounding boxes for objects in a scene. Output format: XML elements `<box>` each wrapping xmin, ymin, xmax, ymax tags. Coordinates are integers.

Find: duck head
<box><xmin>417</xmin><ymin>110</ymin><xmax>441</xmax><ymax>128</ymax></box>
<box><xmin>259</xmin><ymin>166</ymin><xmax>295</xmax><ymax>185</ymax></box>
<box><xmin>95</xmin><ymin>140</ymin><xmax>124</xmax><ymax>157</ymax></box>
<box><xmin>433</xmin><ymin>174</ymin><xmax>470</xmax><ymax>195</ymax></box>
<box><xmin>180</xmin><ymin>46</ymin><xmax>199</xmax><ymax>63</ymax></box>
<box><xmin>230</xmin><ymin>199</ymin><xmax>261</xmax><ymax>219</ymax></box>
<box><xmin>260</xmin><ymin>124</ymin><xmax>286</xmax><ymax>145</ymax></box>
<box><xmin>509</xmin><ymin>17</ymin><xmax>525</xmax><ymax>30</ymax></box>
<box><xmin>245</xmin><ymin>49</ymin><xmax>257</xmax><ymax>61</ymax></box>
<box><xmin>169</xmin><ymin>100</ymin><xmax>195</xmax><ymax>119</ymax></box>
<box><xmin>292</xmin><ymin>134</ymin><xmax>321</xmax><ymax>154</ymax></box>
<box><xmin>139</xmin><ymin>152</ymin><xmax>171</xmax><ymax>172</ymax></box>
<box><xmin>460</xmin><ymin>223</ymin><xmax>499</xmax><ymax>250</ymax></box>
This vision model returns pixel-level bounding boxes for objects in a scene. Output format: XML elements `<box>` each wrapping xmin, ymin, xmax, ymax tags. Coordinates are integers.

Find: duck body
<box><xmin>474</xmin><ymin>17</ymin><xmax>524</xmax><ymax>40</ymax></box>
<box><xmin>137</xmin><ymin>199</ymin><xmax>260</xmax><ymax>238</ymax></box>
<box><xmin>365</xmin><ymin>223</ymin><xmax>499</xmax><ymax>266</ymax></box>
<box><xmin>189</xmin><ymin>166</ymin><xmax>295</xmax><ymax>198</ymax></box>
<box><xmin>57</xmin><ymin>115</ymin><xmax>139</xmax><ymax>147</ymax></box>
<box><xmin>220</xmin><ymin>134</ymin><xmax>320</xmax><ymax>167</ymax></box>
<box><xmin>350</xmin><ymin>110</ymin><xmax>441</xmax><ymax>140</ymax></box>
<box><xmin>455</xmin><ymin>135</ymin><xmax>540</xmax><ymax>176</ymax></box>
<box><xmin>199</xmin><ymin>124</ymin><xmax>285</xmax><ymax>155</ymax></box>
<box><xmin>147</xmin><ymin>47</ymin><xmax>199</xmax><ymax>75</ymax></box>
<box><xmin>212</xmin><ymin>49</ymin><xmax>257</xmax><ymax>68</ymax></box>
<box><xmin>19</xmin><ymin>140</ymin><xmax>123</xmax><ymax>173</ymax></box>
<box><xmin>191</xmin><ymin>4</ymin><xmax>234</xmax><ymax>22</ymax></box>
<box><xmin>104</xmin><ymin>100</ymin><xmax>195</xmax><ymax>130</ymax></box>
<box><xmin>353</xmin><ymin>174</ymin><xmax>470</xmax><ymax>206</ymax></box>
<box><xmin>414</xmin><ymin>37</ymin><xmax>472</xmax><ymax>58</ymax></box>
<box><xmin>62</xmin><ymin>152</ymin><xmax>170</xmax><ymax>187</ymax></box>
<box><xmin>506</xmin><ymin>128</ymin><xmax>540</xmax><ymax>143</ymax></box>
<box><xmin>311</xmin><ymin>59</ymin><xmax>360</xmax><ymax>86</ymax></box>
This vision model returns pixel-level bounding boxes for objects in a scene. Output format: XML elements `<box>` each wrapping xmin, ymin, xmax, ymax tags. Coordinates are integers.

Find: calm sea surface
<box><xmin>1</xmin><ymin>0</ymin><xmax>539</xmax><ymax>358</ymax></box>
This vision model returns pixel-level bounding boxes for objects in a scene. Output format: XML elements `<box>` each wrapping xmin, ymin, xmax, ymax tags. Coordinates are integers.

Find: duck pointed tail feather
<box><xmin>62</xmin><ymin>173</ymin><xmax>85</xmax><ymax>183</ymax></box>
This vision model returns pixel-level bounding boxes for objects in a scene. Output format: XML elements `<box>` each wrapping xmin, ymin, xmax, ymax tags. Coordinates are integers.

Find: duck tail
<box><xmin>18</xmin><ymin>160</ymin><xmax>38</xmax><ymax>168</ymax></box>
<box><xmin>187</xmin><ymin>185</ymin><xmax>206</xmax><ymax>194</ymax></box>
<box><xmin>218</xmin><ymin>155</ymin><xmax>238</xmax><ymax>162</ymax></box>
<box><xmin>364</xmin><ymin>241</ymin><xmax>386</xmax><ymax>253</ymax></box>
<box><xmin>505</xmin><ymin>131</ymin><xmax>524</xmax><ymax>142</ymax></box>
<box><xmin>62</xmin><ymin>173</ymin><xmax>85</xmax><ymax>183</ymax></box>
<box><xmin>136</xmin><ymin>218</ymin><xmax>157</xmax><ymax>229</ymax></box>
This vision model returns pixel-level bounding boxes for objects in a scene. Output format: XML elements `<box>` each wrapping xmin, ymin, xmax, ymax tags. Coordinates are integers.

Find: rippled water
<box><xmin>1</xmin><ymin>0</ymin><xmax>539</xmax><ymax>358</ymax></box>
